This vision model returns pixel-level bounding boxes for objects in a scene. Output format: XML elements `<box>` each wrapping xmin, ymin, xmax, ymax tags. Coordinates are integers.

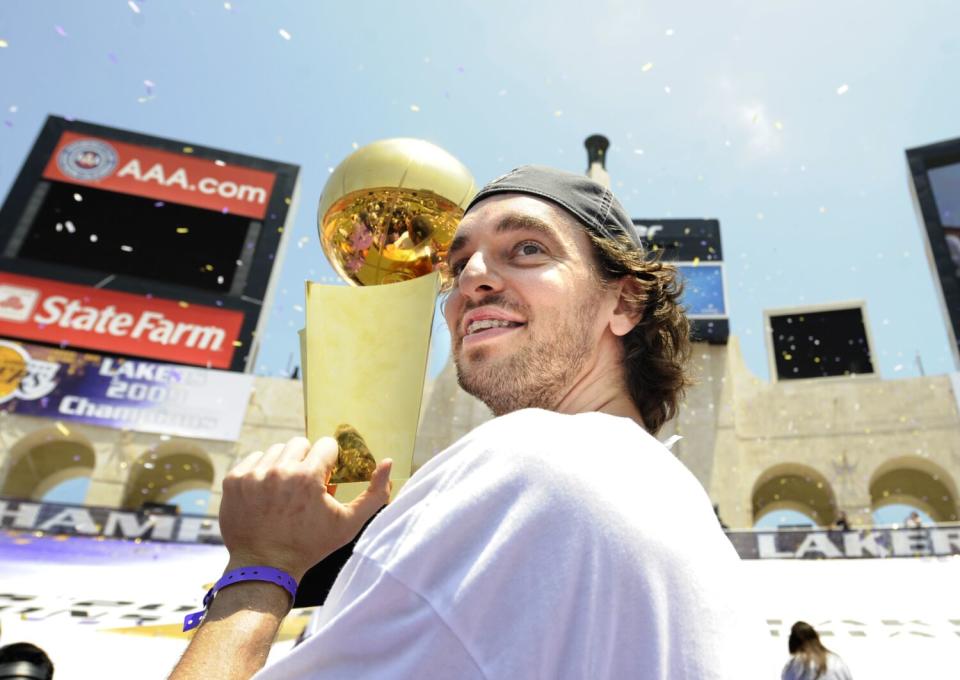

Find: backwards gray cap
<box><xmin>464</xmin><ymin>165</ymin><xmax>643</xmax><ymax>250</ymax></box>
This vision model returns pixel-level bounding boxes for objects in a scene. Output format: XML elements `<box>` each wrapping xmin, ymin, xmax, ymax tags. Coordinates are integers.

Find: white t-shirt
<box><xmin>256</xmin><ymin>408</ymin><xmax>766</xmax><ymax>679</ymax></box>
<box><xmin>781</xmin><ymin>652</ymin><xmax>853</xmax><ymax>680</ymax></box>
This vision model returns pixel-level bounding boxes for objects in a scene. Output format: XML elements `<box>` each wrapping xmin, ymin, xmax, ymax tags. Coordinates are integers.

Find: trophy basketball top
<box><xmin>317</xmin><ymin>138</ymin><xmax>476</xmax><ymax>286</ymax></box>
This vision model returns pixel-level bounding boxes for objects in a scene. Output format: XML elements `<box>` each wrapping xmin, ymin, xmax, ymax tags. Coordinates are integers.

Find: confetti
<box><xmin>224</xmin><ymin>2</ymin><xmax>232</xmax><ymax>9</ymax></box>
<box><xmin>120</xmin><ymin>244</ymin><xmax>133</xmax><ymax>252</ymax></box>
<box><xmin>633</xmin><ymin>148</ymin><xmax>644</xmax><ymax>155</ymax></box>
<box><xmin>498</xmin><ymin>89</ymin><xmax>507</xmax><ymax>96</ymax></box>
<box><xmin>665</xmin><ymin>28</ymin><xmax>675</xmax><ymax>36</ymax></box>
<box><xmin>756</xmin><ymin>212</ymin><xmax>765</xmax><ymax>220</ymax></box>
<box><xmin>774</xmin><ymin>120</ymin><xmax>784</xmax><ymax>130</ymax></box>
<box><xmin>641</xmin><ymin>62</ymin><xmax>653</xmax><ymax>72</ymax></box>
<box><xmin>54</xmin><ymin>26</ymin><xmax>67</xmax><ymax>37</ymax></box>
<box><xmin>410</xmin><ymin>104</ymin><xmax>420</xmax><ymax>112</ymax></box>
<box><xmin>144</xmin><ymin>79</ymin><xmax>155</xmax><ymax>93</ymax></box>
<box><xmin>664</xmin><ymin>86</ymin><xmax>671</xmax><ymax>94</ymax></box>
<box><xmin>178</xmin><ymin>301</ymin><xmax>189</xmax><ymax>308</ymax></box>
<box><xmin>89</xmin><ymin>234</ymin><xmax>98</xmax><ymax>242</ymax></box>
<box><xmin>55</xmin><ymin>422</ymin><xmax>70</xmax><ymax>436</ymax></box>
<box><xmin>836</xmin><ymin>83</ymin><xmax>849</xmax><ymax>95</ymax></box>
<box><xmin>73</xmin><ymin>192</ymin><xmax>82</xmax><ymax>202</ymax></box>
<box><xmin>819</xmin><ymin>206</ymin><xmax>827</xmax><ymax>214</ymax></box>
<box><xmin>182</xmin><ymin>146</ymin><xmax>193</xmax><ymax>154</ymax></box>
<box><xmin>351</xmin><ymin>141</ymin><xmax>359</xmax><ymax>149</ymax></box>
<box><xmin>214</xmin><ymin>159</ymin><xmax>225</xmax><ymax>166</ymax></box>
<box><xmin>553</xmin><ymin>110</ymin><xmax>563</xmax><ymax>117</ymax></box>
<box><xmin>278</xmin><ymin>28</ymin><xmax>291</xmax><ymax>40</ymax></box>
<box><xmin>128</xmin><ymin>1</ymin><xmax>141</xmax><ymax>14</ymax></box>
<box><xmin>0</xmin><ymin>40</ymin><xmax>8</xmax><ymax>48</ymax></box>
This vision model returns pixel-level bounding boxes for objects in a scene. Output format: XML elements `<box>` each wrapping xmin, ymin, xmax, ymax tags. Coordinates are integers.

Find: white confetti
<box><xmin>641</xmin><ymin>62</ymin><xmax>654</xmax><ymax>72</ymax></box>
<box><xmin>8</xmin><ymin>105</ymin><xmax>17</xmax><ymax>113</ymax></box>
<box><xmin>120</xmin><ymin>244</ymin><xmax>133</xmax><ymax>252</ymax></box>
<box><xmin>665</xmin><ymin>28</ymin><xmax>675</xmax><ymax>36</ymax></box>
<box><xmin>664</xmin><ymin>85</ymin><xmax>671</xmax><ymax>94</ymax></box>
<box><xmin>819</xmin><ymin>206</ymin><xmax>827</xmax><ymax>214</ymax></box>
<box><xmin>553</xmin><ymin>110</ymin><xmax>563</xmax><ymax>117</ymax></box>
<box><xmin>128</xmin><ymin>1</ymin><xmax>140</xmax><ymax>14</ymax></box>
<box><xmin>224</xmin><ymin>1</ymin><xmax>232</xmax><ymax>9</ymax></box>
<box><xmin>64</xmin><ymin>220</ymin><xmax>76</xmax><ymax>233</ymax></box>
<box><xmin>89</xmin><ymin>234</ymin><xmax>98</xmax><ymax>242</ymax></box>
<box><xmin>410</xmin><ymin>104</ymin><xmax>420</xmax><ymax>112</ymax></box>
<box><xmin>278</xmin><ymin>28</ymin><xmax>291</xmax><ymax>40</ymax></box>
<box><xmin>73</xmin><ymin>192</ymin><xmax>82</xmax><ymax>202</ymax></box>
<box><xmin>836</xmin><ymin>83</ymin><xmax>849</xmax><ymax>95</ymax></box>
<box><xmin>214</xmin><ymin>159</ymin><xmax>225</xmax><ymax>166</ymax></box>
<box><xmin>633</xmin><ymin>148</ymin><xmax>644</xmax><ymax>155</ymax></box>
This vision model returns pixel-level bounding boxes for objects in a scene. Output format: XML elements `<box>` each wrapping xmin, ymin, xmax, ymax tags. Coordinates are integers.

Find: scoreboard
<box><xmin>633</xmin><ymin>218</ymin><xmax>729</xmax><ymax>344</ymax></box>
<box><xmin>0</xmin><ymin>116</ymin><xmax>299</xmax><ymax>371</ymax></box>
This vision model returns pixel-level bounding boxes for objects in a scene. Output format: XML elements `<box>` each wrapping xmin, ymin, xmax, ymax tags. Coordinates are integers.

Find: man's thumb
<box><xmin>347</xmin><ymin>458</ymin><xmax>393</xmax><ymax>524</ymax></box>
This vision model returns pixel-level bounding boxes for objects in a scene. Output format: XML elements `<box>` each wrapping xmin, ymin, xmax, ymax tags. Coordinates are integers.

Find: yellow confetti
<box><xmin>641</xmin><ymin>62</ymin><xmax>654</xmax><ymax>72</ymax></box>
<box><xmin>692</xmin><ymin>256</ymin><xmax>701</xmax><ymax>266</ymax></box>
<box><xmin>774</xmin><ymin>120</ymin><xmax>784</xmax><ymax>130</ymax></box>
<box><xmin>178</xmin><ymin>301</ymin><xmax>189</xmax><ymax>308</ymax></box>
<box><xmin>0</xmin><ymin>39</ymin><xmax>8</xmax><ymax>48</ymax></box>
<box><xmin>233</xmin><ymin>340</ymin><xmax>243</xmax><ymax>347</ymax></box>
<box><xmin>204</xmin><ymin>264</ymin><xmax>214</xmax><ymax>271</ymax></box>
<box><xmin>783</xmin><ymin>353</ymin><xmax>792</xmax><ymax>361</ymax></box>
<box><xmin>284</xmin><ymin>197</ymin><xmax>292</xmax><ymax>205</ymax></box>
<box><xmin>182</xmin><ymin>146</ymin><xmax>194</xmax><ymax>154</ymax></box>
<box><xmin>55</xmin><ymin>421</ymin><xmax>70</xmax><ymax>437</ymax></box>
<box><xmin>176</xmin><ymin>226</ymin><xmax>189</xmax><ymax>234</ymax></box>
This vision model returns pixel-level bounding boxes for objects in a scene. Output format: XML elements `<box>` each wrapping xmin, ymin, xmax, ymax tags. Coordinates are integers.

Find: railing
<box><xmin>725</xmin><ymin>523</ymin><xmax>960</xmax><ymax>559</ymax></box>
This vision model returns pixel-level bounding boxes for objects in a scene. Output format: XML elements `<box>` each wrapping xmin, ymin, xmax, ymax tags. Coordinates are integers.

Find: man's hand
<box><xmin>219</xmin><ymin>436</ymin><xmax>393</xmax><ymax>582</ymax></box>
<box><xmin>169</xmin><ymin>438</ymin><xmax>392</xmax><ymax>680</ymax></box>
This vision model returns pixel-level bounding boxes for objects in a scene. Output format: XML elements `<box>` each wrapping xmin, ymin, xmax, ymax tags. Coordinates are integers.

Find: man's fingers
<box><xmin>304</xmin><ymin>436</ymin><xmax>340</xmax><ymax>477</ymax></box>
<box><xmin>278</xmin><ymin>436</ymin><xmax>311</xmax><ymax>464</ymax></box>
<box><xmin>256</xmin><ymin>442</ymin><xmax>286</xmax><ymax>470</ymax></box>
<box><xmin>229</xmin><ymin>449</ymin><xmax>264</xmax><ymax>478</ymax></box>
<box><xmin>345</xmin><ymin>459</ymin><xmax>393</xmax><ymax>528</ymax></box>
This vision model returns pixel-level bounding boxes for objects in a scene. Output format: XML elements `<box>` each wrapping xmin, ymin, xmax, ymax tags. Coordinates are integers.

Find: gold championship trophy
<box><xmin>295</xmin><ymin>139</ymin><xmax>475</xmax><ymax>604</ymax></box>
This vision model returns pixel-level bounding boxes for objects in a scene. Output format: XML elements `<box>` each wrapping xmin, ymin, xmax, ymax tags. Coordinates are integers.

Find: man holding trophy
<box><xmin>171</xmin><ymin>155</ymin><xmax>763</xmax><ymax>678</ymax></box>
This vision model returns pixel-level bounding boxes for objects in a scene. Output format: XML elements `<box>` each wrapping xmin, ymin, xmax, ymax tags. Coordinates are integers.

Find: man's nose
<box><xmin>458</xmin><ymin>251</ymin><xmax>503</xmax><ymax>298</ymax></box>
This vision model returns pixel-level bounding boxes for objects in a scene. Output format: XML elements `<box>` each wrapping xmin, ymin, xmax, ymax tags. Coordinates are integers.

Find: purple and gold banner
<box><xmin>0</xmin><ymin>339</ymin><xmax>252</xmax><ymax>441</ymax></box>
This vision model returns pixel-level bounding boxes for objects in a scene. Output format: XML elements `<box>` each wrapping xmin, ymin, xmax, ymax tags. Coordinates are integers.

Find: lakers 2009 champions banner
<box><xmin>0</xmin><ymin>339</ymin><xmax>253</xmax><ymax>441</ymax></box>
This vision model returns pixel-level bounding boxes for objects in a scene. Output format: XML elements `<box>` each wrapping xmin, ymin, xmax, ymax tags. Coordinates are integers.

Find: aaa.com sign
<box><xmin>42</xmin><ymin>131</ymin><xmax>276</xmax><ymax>220</ymax></box>
<box><xmin>0</xmin><ymin>271</ymin><xmax>243</xmax><ymax>368</ymax></box>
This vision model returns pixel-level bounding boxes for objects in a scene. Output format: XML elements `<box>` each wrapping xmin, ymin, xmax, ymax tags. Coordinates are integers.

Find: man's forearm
<box><xmin>169</xmin><ymin>581</ymin><xmax>291</xmax><ymax>680</ymax></box>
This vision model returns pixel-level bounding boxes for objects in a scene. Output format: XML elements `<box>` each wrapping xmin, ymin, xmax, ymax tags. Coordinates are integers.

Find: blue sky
<box><xmin>2</xmin><ymin>0</ymin><xmax>959</xmax><ymax>381</ymax></box>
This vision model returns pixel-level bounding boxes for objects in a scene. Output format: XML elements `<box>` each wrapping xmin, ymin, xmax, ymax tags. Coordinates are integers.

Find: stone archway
<box><xmin>0</xmin><ymin>427</ymin><xmax>96</xmax><ymax>501</ymax></box>
<box><xmin>751</xmin><ymin>463</ymin><xmax>838</xmax><ymax>527</ymax></box>
<box><xmin>121</xmin><ymin>442</ymin><xmax>214</xmax><ymax>511</ymax></box>
<box><xmin>869</xmin><ymin>456</ymin><xmax>958</xmax><ymax>522</ymax></box>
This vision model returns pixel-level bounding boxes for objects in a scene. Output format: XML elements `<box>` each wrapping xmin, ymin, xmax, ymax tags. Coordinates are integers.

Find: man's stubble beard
<box><xmin>453</xmin><ymin>290</ymin><xmax>603</xmax><ymax>416</ymax></box>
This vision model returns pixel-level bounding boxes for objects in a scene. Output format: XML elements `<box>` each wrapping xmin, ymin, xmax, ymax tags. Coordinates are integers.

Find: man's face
<box><xmin>443</xmin><ymin>194</ymin><xmax>620</xmax><ymax>415</ymax></box>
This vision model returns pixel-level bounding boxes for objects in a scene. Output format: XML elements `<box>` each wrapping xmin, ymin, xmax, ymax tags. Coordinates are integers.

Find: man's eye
<box><xmin>449</xmin><ymin>260</ymin><xmax>466</xmax><ymax>276</ymax></box>
<box><xmin>516</xmin><ymin>241</ymin><xmax>544</xmax><ymax>256</ymax></box>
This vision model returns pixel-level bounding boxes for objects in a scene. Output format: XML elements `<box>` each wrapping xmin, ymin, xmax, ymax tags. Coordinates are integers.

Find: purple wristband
<box><xmin>183</xmin><ymin>565</ymin><xmax>298</xmax><ymax>631</ymax></box>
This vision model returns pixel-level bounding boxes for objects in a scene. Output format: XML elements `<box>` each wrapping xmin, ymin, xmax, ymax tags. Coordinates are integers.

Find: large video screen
<box><xmin>16</xmin><ymin>181</ymin><xmax>252</xmax><ymax>293</ymax></box>
<box><xmin>768</xmin><ymin>306</ymin><xmax>874</xmax><ymax>380</ymax></box>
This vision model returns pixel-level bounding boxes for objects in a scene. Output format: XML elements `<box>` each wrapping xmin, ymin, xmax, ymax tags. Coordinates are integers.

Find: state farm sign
<box><xmin>42</xmin><ymin>131</ymin><xmax>277</xmax><ymax>220</ymax></box>
<box><xmin>0</xmin><ymin>271</ymin><xmax>243</xmax><ymax>368</ymax></box>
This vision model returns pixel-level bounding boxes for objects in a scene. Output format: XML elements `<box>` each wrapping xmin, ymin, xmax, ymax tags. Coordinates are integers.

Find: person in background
<box><xmin>831</xmin><ymin>511</ymin><xmax>850</xmax><ymax>532</ymax></box>
<box><xmin>0</xmin><ymin>642</ymin><xmax>55</xmax><ymax>680</ymax></box>
<box><xmin>782</xmin><ymin>621</ymin><xmax>852</xmax><ymax>680</ymax></box>
<box><xmin>904</xmin><ymin>510</ymin><xmax>924</xmax><ymax>528</ymax></box>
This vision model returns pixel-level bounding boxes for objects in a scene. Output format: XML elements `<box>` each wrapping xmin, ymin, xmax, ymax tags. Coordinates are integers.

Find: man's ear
<box><xmin>608</xmin><ymin>277</ymin><xmax>642</xmax><ymax>337</ymax></box>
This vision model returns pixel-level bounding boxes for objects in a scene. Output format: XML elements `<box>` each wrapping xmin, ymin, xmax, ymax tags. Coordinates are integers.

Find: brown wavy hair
<box><xmin>586</xmin><ymin>232</ymin><xmax>693</xmax><ymax>434</ymax></box>
<box><xmin>787</xmin><ymin>621</ymin><xmax>830</xmax><ymax>679</ymax></box>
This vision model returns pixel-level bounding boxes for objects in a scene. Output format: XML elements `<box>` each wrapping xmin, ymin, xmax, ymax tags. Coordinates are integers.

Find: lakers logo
<box><xmin>0</xmin><ymin>341</ymin><xmax>29</xmax><ymax>403</ymax></box>
<box><xmin>0</xmin><ymin>340</ymin><xmax>60</xmax><ymax>405</ymax></box>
